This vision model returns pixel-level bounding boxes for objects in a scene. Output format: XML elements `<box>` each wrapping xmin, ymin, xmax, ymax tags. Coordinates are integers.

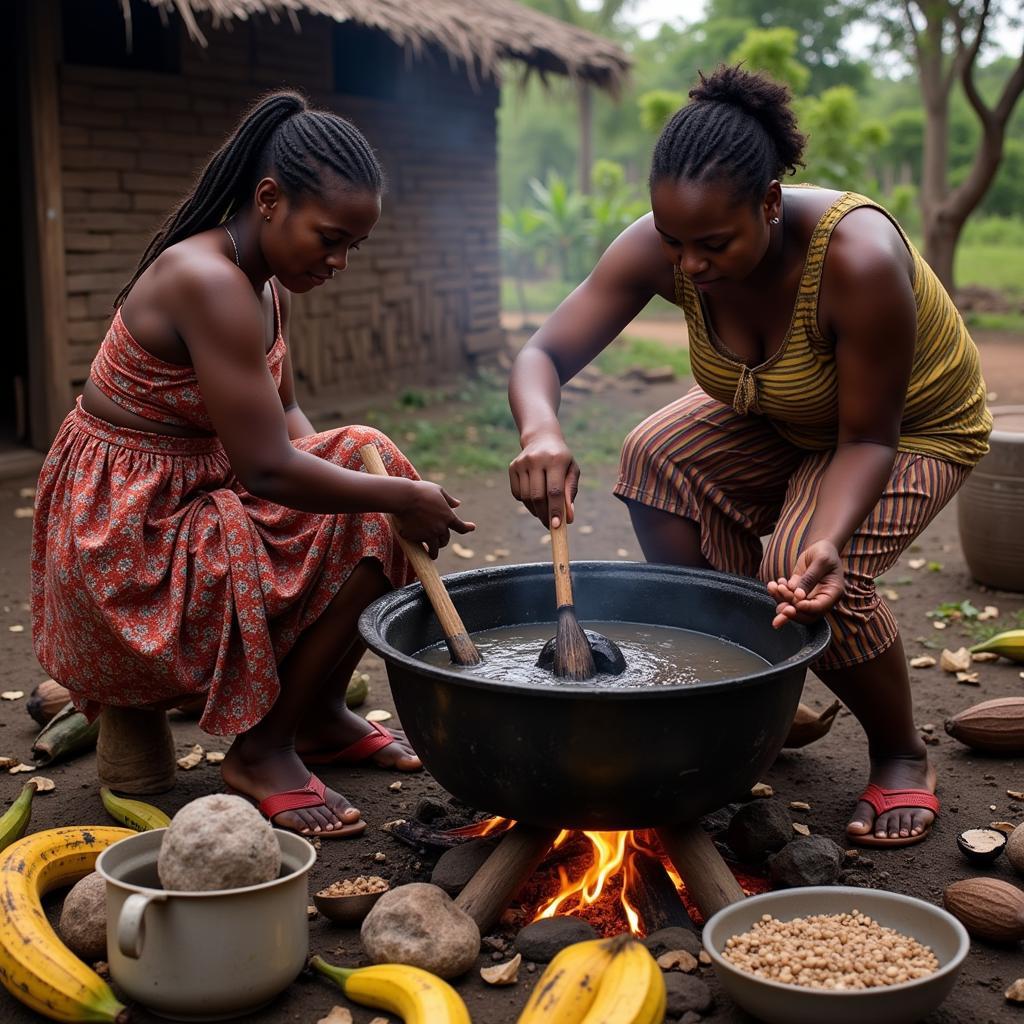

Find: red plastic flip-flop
<box><xmin>847</xmin><ymin>783</ymin><xmax>940</xmax><ymax>848</ymax></box>
<box><xmin>236</xmin><ymin>772</ymin><xmax>366</xmax><ymax>839</ymax></box>
<box><xmin>302</xmin><ymin>721</ymin><xmax>396</xmax><ymax>766</ymax></box>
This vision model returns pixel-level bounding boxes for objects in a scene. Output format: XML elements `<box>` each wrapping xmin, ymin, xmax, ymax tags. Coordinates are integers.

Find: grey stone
<box><xmin>769</xmin><ymin>836</ymin><xmax>844</xmax><ymax>888</ymax></box>
<box><xmin>514</xmin><ymin>917</ymin><xmax>598</xmax><ymax>962</ymax></box>
<box><xmin>679</xmin><ymin>1013</ymin><xmax>703</xmax><ymax>1024</ymax></box>
<box><xmin>700</xmin><ymin>803</ymin><xmax>741</xmax><ymax>835</ymax></box>
<box><xmin>414</xmin><ymin>797</ymin><xmax>449</xmax><ymax>823</ymax></box>
<box><xmin>430</xmin><ymin>838</ymin><xmax>498</xmax><ymax>896</ymax></box>
<box><xmin>664</xmin><ymin>973</ymin><xmax>713</xmax><ymax>1016</ymax></box>
<box><xmin>726</xmin><ymin>800</ymin><xmax>793</xmax><ymax>863</ymax></box>
<box><xmin>58</xmin><ymin>871</ymin><xmax>107</xmax><ymax>961</ymax></box>
<box><xmin>643</xmin><ymin>926</ymin><xmax>701</xmax><ymax>958</ymax></box>
<box><xmin>361</xmin><ymin>882</ymin><xmax>480</xmax><ymax>979</ymax></box>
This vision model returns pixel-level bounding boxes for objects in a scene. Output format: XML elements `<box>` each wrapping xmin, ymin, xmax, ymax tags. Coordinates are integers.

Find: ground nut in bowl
<box><xmin>702</xmin><ymin>887</ymin><xmax>969</xmax><ymax>1024</ymax></box>
<box><xmin>314</xmin><ymin>875</ymin><xmax>389</xmax><ymax>924</ymax></box>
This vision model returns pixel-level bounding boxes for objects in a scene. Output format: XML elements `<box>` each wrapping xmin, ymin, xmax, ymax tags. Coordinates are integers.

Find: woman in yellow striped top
<box><xmin>508</xmin><ymin>65</ymin><xmax>991</xmax><ymax>849</ymax></box>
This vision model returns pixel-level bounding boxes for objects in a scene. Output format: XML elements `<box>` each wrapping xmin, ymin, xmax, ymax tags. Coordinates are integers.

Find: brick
<box><xmin>66</xmin><ymin>270</ymin><xmax>125</xmax><ymax>294</ymax></box>
<box><xmin>132</xmin><ymin>191</ymin><xmax>180</xmax><ymax>213</ymax></box>
<box><xmin>67</xmin><ymin>295</ymin><xmax>89</xmax><ymax>320</ymax></box>
<box><xmin>63</xmin><ymin>147</ymin><xmax>137</xmax><ymax>171</ymax></box>
<box><xmin>61</xmin><ymin>105</ymin><xmax>126</xmax><ymax>129</ymax></box>
<box><xmin>89</xmin><ymin>128</ymin><xmax>142</xmax><ymax>150</ymax></box>
<box><xmin>65</xmin><ymin>232</ymin><xmax>112</xmax><ymax>253</ymax></box>
<box><xmin>136</xmin><ymin>151</ymin><xmax>199</xmax><ymax>176</ymax></box>
<box><xmin>66</xmin><ymin>211</ymin><xmax>157</xmax><ymax>231</ymax></box>
<box><xmin>67</xmin><ymin>319</ymin><xmax>107</xmax><ymax>343</ymax></box>
<box><xmin>63</xmin><ymin>170</ymin><xmax>121</xmax><ymax>191</ymax></box>
<box><xmin>90</xmin><ymin>89</ymin><xmax>138</xmax><ymax>110</ymax></box>
<box><xmin>66</xmin><ymin>251</ymin><xmax>131</xmax><ymax>273</ymax></box>
<box><xmin>87</xmin><ymin>192</ymin><xmax>132</xmax><ymax>211</ymax></box>
<box><xmin>122</xmin><ymin>172</ymin><xmax>190</xmax><ymax>194</ymax></box>
<box><xmin>124</xmin><ymin>110</ymin><xmax>199</xmax><ymax>134</ymax></box>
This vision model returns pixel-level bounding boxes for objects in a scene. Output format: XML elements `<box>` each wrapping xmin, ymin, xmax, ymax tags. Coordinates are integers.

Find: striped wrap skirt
<box><xmin>614</xmin><ymin>387</ymin><xmax>970</xmax><ymax>670</ymax></box>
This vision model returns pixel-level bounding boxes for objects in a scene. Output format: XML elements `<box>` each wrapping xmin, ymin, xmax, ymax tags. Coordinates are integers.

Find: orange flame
<box><xmin>534</xmin><ymin>831</ymin><xmax>643</xmax><ymax>935</ymax></box>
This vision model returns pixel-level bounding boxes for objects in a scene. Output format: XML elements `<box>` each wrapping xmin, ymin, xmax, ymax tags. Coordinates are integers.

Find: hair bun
<box><xmin>689</xmin><ymin>64</ymin><xmax>804</xmax><ymax>175</ymax></box>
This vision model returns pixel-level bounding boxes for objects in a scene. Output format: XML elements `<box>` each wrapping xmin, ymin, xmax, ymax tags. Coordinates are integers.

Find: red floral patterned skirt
<box><xmin>31</xmin><ymin>400</ymin><xmax>415</xmax><ymax>736</ymax></box>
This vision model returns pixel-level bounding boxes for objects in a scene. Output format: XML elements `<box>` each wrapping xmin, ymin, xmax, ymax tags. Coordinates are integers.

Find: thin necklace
<box><xmin>223</xmin><ymin>224</ymin><xmax>240</xmax><ymax>267</ymax></box>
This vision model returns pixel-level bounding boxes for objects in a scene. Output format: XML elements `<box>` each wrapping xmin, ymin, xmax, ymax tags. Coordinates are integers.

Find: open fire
<box><xmin>450</xmin><ymin>818</ymin><xmax>769</xmax><ymax>936</ymax></box>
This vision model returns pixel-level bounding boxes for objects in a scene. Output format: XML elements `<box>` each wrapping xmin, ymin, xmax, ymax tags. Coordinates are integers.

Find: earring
<box><xmin>264</xmin><ymin>215</ymin><xmax>271</xmax><ymax>222</ymax></box>
<box><xmin>770</xmin><ymin>216</ymin><xmax>780</xmax><ymax>225</ymax></box>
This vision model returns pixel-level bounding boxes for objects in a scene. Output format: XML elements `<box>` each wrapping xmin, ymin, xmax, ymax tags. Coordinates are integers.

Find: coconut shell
<box><xmin>1008</xmin><ymin>825</ymin><xmax>1024</xmax><ymax>879</ymax></box>
<box><xmin>943</xmin><ymin>877</ymin><xmax>1024</xmax><ymax>943</ymax></box>
<box><xmin>58</xmin><ymin>871</ymin><xmax>108</xmax><ymax>961</ymax></box>
<box><xmin>26</xmin><ymin>680</ymin><xmax>71</xmax><ymax>727</ymax></box>
<box><xmin>944</xmin><ymin>697</ymin><xmax>1024</xmax><ymax>754</ymax></box>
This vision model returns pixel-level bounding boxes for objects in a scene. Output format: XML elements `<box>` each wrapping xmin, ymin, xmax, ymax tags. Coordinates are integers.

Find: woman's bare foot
<box><xmin>222</xmin><ymin>734</ymin><xmax>366</xmax><ymax>837</ymax></box>
<box><xmin>846</xmin><ymin>750</ymin><xmax>937</xmax><ymax>842</ymax></box>
<box><xmin>296</xmin><ymin>706</ymin><xmax>422</xmax><ymax>771</ymax></box>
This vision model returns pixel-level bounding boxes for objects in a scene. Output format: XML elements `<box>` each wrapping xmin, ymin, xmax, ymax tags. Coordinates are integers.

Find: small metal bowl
<box><xmin>956</xmin><ymin>827</ymin><xmax>1007</xmax><ymax>866</ymax></box>
<box><xmin>313</xmin><ymin>884</ymin><xmax>389</xmax><ymax>926</ymax></box>
<box><xmin>703</xmin><ymin>887</ymin><xmax>969</xmax><ymax>1024</ymax></box>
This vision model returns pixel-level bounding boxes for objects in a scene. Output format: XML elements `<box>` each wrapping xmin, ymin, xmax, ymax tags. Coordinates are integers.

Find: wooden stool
<box><xmin>97</xmin><ymin>706</ymin><xmax>177</xmax><ymax>794</ymax></box>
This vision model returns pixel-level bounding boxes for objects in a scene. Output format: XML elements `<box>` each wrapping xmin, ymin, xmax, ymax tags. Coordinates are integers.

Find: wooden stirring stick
<box><xmin>549</xmin><ymin>515</ymin><xmax>596</xmax><ymax>680</ymax></box>
<box><xmin>359</xmin><ymin>443</ymin><xmax>481</xmax><ymax>666</ymax></box>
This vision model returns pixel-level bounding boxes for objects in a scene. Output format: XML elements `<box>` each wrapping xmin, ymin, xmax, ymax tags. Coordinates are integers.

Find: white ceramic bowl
<box><xmin>702</xmin><ymin>887</ymin><xmax>969</xmax><ymax>1024</ymax></box>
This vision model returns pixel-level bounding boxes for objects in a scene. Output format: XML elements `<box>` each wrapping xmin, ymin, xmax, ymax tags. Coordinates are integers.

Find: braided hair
<box><xmin>650</xmin><ymin>65</ymin><xmax>806</xmax><ymax>204</ymax></box>
<box><xmin>116</xmin><ymin>90</ymin><xmax>383</xmax><ymax>305</ymax></box>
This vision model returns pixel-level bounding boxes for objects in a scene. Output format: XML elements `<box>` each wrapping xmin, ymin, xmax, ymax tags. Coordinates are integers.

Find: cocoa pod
<box><xmin>783</xmin><ymin>700</ymin><xmax>841</xmax><ymax>749</ymax></box>
<box><xmin>944</xmin><ymin>697</ymin><xmax>1024</xmax><ymax>755</ymax></box>
<box><xmin>1008</xmin><ymin>825</ymin><xmax>1024</xmax><ymax>879</ymax></box>
<box><xmin>26</xmin><ymin>680</ymin><xmax>71</xmax><ymax>727</ymax></box>
<box><xmin>943</xmin><ymin>877</ymin><xmax>1024</xmax><ymax>943</ymax></box>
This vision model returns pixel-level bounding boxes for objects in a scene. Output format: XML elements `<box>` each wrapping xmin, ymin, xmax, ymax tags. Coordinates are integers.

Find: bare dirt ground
<box><xmin>0</xmin><ymin>335</ymin><xmax>1022</xmax><ymax>1024</ymax></box>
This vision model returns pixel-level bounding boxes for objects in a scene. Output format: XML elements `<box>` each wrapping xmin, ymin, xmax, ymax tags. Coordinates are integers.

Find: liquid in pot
<box><xmin>415</xmin><ymin>620</ymin><xmax>769</xmax><ymax>687</ymax></box>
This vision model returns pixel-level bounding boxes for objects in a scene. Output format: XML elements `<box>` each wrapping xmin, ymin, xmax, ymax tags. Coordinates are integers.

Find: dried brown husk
<box><xmin>783</xmin><ymin>700</ymin><xmax>842</xmax><ymax>749</ymax></box>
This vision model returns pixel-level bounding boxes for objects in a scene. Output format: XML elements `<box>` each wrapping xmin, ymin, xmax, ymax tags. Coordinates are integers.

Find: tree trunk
<box><xmin>923</xmin><ymin>219</ymin><xmax>957</xmax><ymax>297</ymax></box>
<box><xmin>578</xmin><ymin>80</ymin><xmax>592</xmax><ymax>195</ymax></box>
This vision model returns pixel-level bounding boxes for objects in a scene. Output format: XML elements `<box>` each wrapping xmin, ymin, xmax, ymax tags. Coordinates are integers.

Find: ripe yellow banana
<box><xmin>971</xmin><ymin>628</ymin><xmax>1024</xmax><ymax>663</ymax></box>
<box><xmin>310</xmin><ymin>955</ymin><xmax>471</xmax><ymax>1023</ymax></box>
<box><xmin>580</xmin><ymin>937</ymin><xmax>666</xmax><ymax>1024</ymax></box>
<box><xmin>100</xmin><ymin>787</ymin><xmax>171</xmax><ymax>831</ymax></box>
<box><xmin>517</xmin><ymin>936</ymin><xmax>618</xmax><ymax>1024</ymax></box>
<box><xmin>0</xmin><ymin>781</ymin><xmax>37</xmax><ymax>853</ymax></box>
<box><xmin>0</xmin><ymin>825</ymin><xmax>133</xmax><ymax>1022</ymax></box>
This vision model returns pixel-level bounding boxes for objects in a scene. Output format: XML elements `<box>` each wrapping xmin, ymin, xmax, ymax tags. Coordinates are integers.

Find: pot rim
<box><xmin>96</xmin><ymin>827</ymin><xmax>316</xmax><ymax>898</ymax></box>
<box><xmin>988</xmin><ymin>403</ymin><xmax>1024</xmax><ymax>443</ymax></box>
<box><xmin>359</xmin><ymin>561</ymin><xmax>830</xmax><ymax>700</ymax></box>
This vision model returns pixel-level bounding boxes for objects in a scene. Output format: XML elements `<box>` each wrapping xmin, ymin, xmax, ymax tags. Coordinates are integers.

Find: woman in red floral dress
<box><xmin>31</xmin><ymin>91</ymin><xmax>473</xmax><ymax>838</ymax></box>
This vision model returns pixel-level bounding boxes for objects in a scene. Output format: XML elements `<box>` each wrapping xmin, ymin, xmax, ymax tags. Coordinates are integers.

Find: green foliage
<box><xmin>796</xmin><ymin>86</ymin><xmax>889</xmax><ymax>189</ymax></box>
<box><xmin>594</xmin><ymin>337</ymin><xmax>691</xmax><ymax>379</ymax></box>
<box><xmin>955</xmin><ymin>241</ymin><xmax>1024</xmax><ymax>296</ymax></box>
<box><xmin>638</xmin><ymin>90</ymin><xmax>685</xmax><ymax>134</ymax></box>
<box><xmin>730</xmin><ymin>27</ymin><xmax>810</xmax><ymax>94</ymax></box>
<box><xmin>527</xmin><ymin>171</ymin><xmax>593</xmax><ymax>280</ymax></box>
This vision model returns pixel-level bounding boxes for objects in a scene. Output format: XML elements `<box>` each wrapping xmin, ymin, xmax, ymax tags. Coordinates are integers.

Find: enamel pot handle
<box><xmin>118</xmin><ymin>892</ymin><xmax>167</xmax><ymax>959</ymax></box>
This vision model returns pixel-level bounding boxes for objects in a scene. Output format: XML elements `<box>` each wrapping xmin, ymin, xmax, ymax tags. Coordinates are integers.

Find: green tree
<box><xmin>797</xmin><ymin>86</ymin><xmax>890</xmax><ymax>189</ymax></box>
<box><xmin>500</xmin><ymin>206</ymin><xmax>546</xmax><ymax>325</ymax></box>
<box><xmin>528</xmin><ymin>171</ymin><xmax>593</xmax><ymax>280</ymax></box>
<box><xmin>638</xmin><ymin>89</ymin><xmax>685</xmax><ymax>133</ymax></box>
<box><xmin>854</xmin><ymin>0</ymin><xmax>1024</xmax><ymax>289</ymax></box>
<box><xmin>588</xmin><ymin>158</ymin><xmax>649</xmax><ymax>258</ymax></box>
<box><xmin>730</xmin><ymin>26</ymin><xmax>811</xmax><ymax>94</ymax></box>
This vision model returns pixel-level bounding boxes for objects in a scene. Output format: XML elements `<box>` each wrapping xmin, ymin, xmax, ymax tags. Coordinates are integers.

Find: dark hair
<box><xmin>649</xmin><ymin>64</ymin><xmax>806</xmax><ymax>202</ymax></box>
<box><xmin>116</xmin><ymin>90</ymin><xmax>384</xmax><ymax>305</ymax></box>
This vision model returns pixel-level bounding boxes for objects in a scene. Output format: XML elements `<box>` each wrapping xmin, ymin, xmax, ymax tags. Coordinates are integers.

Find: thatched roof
<box><xmin>133</xmin><ymin>0</ymin><xmax>630</xmax><ymax>93</ymax></box>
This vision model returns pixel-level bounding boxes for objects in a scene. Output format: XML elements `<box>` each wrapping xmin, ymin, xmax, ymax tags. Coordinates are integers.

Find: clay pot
<box><xmin>958</xmin><ymin>406</ymin><xmax>1024</xmax><ymax>592</ymax></box>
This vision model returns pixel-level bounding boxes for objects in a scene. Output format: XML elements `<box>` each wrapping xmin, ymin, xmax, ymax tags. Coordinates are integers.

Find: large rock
<box><xmin>769</xmin><ymin>836</ymin><xmax>844</xmax><ymax>888</ymax></box>
<box><xmin>643</xmin><ymin>926</ymin><xmax>701</xmax><ymax>958</ymax></box>
<box><xmin>430</xmin><ymin>839</ymin><xmax>498</xmax><ymax>896</ymax></box>
<box><xmin>361</xmin><ymin>883</ymin><xmax>480</xmax><ymax>979</ymax></box>
<box><xmin>514</xmin><ymin>917</ymin><xmax>598</xmax><ymax>962</ymax></box>
<box><xmin>157</xmin><ymin>794</ymin><xmax>280</xmax><ymax>892</ymax></box>
<box><xmin>726</xmin><ymin>800</ymin><xmax>792</xmax><ymax>863</ymax></box>
<box><xmin>58</xmin><ymin>871</ymin><xmax>107</xmax><ymax>960</ymax></box>
<box><xmin>664</xmin><ymin>973</ymin><xmax>714</xmax><ymax>1016</ymax></box>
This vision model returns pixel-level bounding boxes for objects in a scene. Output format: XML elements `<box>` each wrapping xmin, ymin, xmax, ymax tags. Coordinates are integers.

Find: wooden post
<box><xmin>656</xmin><ymin>823</ymin><xmax>745</xmax><ymax>921</ymax></box>
<box><xmin>17</xmin><ymin>0</ymin><xmax>71</xmax><ymax>448</ymax></box>
<box><xmin>454</xmin><ymin>824</ymin><xmax>558</xmax><ymax>933</ymax></box>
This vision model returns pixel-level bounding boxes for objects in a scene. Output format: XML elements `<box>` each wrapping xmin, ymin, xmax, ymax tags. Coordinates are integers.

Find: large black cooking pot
<box><xmin>359</xmin><ymin>562</ymin><xmax>830</xmax><ymax>831</ymax></box>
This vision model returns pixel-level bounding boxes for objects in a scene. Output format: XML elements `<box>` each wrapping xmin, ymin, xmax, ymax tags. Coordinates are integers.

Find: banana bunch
<box><xmin>0</xmin><ymin>781</ymin><xmax>38</xmax><ymax>853</ymax></box>
<box><xmin>517</xmin><ymin>934</ymin><xmax>666</xmax><ymax>1024</ymax></box>
<box><xmin>310</xmin><ymin>955</ymin><xmax>471</xmax><ymax>1023</ymax></box>
<box><xmin>971</xmin><ymin>629</ymin><xmax>1024</xmax><ymax>663</ymax></box>
<box><xmin>0</xmin><ymin>825</ymin><xmax>133</xmax><ymax>1023</ymax></box>
<box><xmin>100</xmin><ymin>787</ymin><xmax>171</xmax><ymax>831</ymax></box>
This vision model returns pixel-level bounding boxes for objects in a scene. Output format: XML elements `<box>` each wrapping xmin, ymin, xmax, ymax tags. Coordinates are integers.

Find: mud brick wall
<box><xmin>59</xmin><ymin>16</ymin><xmax>501</xmax><ymax>417</ymax></box>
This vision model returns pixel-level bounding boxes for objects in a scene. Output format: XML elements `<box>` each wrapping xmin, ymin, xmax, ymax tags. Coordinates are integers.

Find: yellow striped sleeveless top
<box><xmin>676</xmin><ymin>190</ymin><xmax>992</xmax><ymax>466</ymax></box>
